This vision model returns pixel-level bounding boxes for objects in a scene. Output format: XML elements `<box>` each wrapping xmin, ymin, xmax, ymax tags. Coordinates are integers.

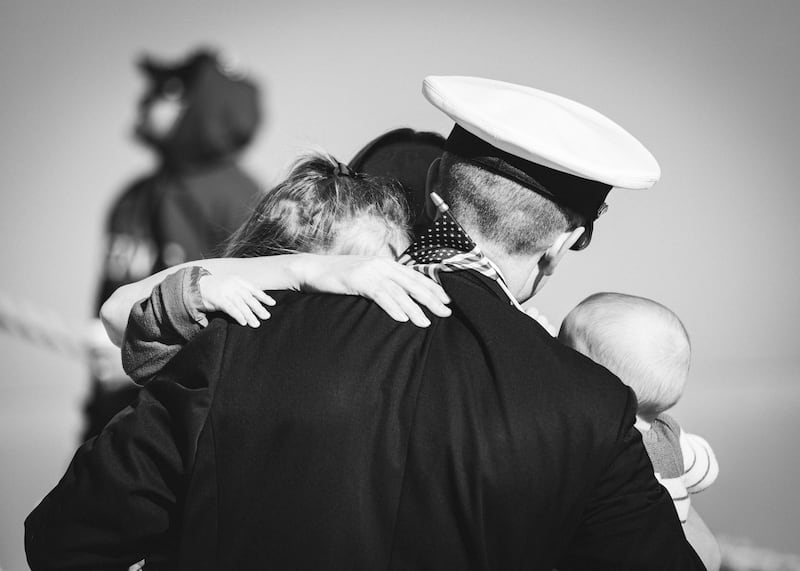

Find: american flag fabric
<box><xmin>399</xmin><ymin>208</ymin><xmax>517</xmax><ymax>307</ymax></box>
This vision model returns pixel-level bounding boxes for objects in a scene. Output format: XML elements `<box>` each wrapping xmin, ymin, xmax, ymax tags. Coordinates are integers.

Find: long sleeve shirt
<box><xmin>641</xmin><ymin>413</ymin><xmax>720</xmax><ymax>523</ymax></box>
<box><xmin>122</xmin><ymin>266</ymin><xmax>209</xmax><ymax>384</ymax></box>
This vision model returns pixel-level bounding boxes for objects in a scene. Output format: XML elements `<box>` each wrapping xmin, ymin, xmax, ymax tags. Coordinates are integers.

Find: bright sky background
<box><xmin>1</xmin><ymin>1</ymin><xmax>798</xmax><ymax>568</ymax></box>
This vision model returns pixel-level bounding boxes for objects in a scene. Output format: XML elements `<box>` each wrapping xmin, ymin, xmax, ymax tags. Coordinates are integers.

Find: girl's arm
<box><xmin>101</xmin><ymin>254</ymin><xmax>451</xmax><ymax>347</ymax></box>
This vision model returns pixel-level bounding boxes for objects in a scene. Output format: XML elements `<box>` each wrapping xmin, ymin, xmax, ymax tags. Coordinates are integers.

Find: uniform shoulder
<box><xmin>552</xmin><ymin>338</ymin><xmax>635</xmax><ymax>415</ymax></box>
<box><xmin>440</xmin><ymin>272</ymin><xmax>634</xmax><ymax>418</ymax></box>
<box><xmin>157</xmin><ymin>317</ymin><xmax>231</xmax><ymax>390</ymax></box>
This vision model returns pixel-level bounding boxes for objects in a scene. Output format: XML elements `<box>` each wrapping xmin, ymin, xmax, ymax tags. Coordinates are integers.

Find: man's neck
<box><xmin>466</xmin><ymin>229</ymin><xmax>543</xmax><ymax>303</ymax></box>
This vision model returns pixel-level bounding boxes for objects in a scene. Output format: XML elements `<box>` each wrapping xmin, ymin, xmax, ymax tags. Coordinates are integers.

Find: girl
<box><xmin>101</xmin><ymin>151</ymin><xmax>451</xmax><ymax>383</ymax></box>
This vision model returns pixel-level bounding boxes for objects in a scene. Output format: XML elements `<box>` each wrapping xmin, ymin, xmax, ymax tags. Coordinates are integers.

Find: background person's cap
<box><xmin>137</xmin><ymin>49</ymin><xmax>217</xmax><ymax>94</ymax></box>
<box><xmin>423</xmin><ymin>75</ymin><xmax>660</xmax><ymax>249</ymax></box>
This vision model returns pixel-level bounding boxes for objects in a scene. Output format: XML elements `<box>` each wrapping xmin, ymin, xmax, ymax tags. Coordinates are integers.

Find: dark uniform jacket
<box><xmin>27</xmin><ymin>271</ymin><xmax>704</xmax><ymax>570</ymax></box>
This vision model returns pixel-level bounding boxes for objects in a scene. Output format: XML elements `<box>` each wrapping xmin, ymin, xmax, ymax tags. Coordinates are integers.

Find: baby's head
<box><xmin>558</xmin><ymin>293</ymin><xmax>691</xmax><ymax>422</ymax></box>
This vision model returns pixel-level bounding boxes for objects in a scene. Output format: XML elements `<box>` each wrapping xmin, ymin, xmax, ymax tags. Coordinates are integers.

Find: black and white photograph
<box><xmin>1</xmin><ymin>1</ymin><xmax>798</xmax><ymax>569</ymax></box>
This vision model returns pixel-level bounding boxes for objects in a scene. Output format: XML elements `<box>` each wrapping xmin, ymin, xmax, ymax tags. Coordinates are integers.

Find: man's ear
<box><xmin>424</xmin><ymin>158</ymin><xmax>442</xmax><ymax>221</ymax></box>
<box><xmin>540</xmin><ymin>227</ymin><xmax>585</xmax><ymax>276</ymax></box>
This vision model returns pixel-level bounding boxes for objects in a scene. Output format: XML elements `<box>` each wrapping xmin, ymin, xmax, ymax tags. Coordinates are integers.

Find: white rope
<box><xmin>0</xmin><ymin>290</ymin><xmax>85</xmax><ymax>360</ymax></box>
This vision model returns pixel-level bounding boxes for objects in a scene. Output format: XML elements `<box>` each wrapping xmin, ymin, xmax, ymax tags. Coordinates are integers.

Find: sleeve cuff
<box><xmin>182</xmin><ymin>266</ymin><xmax>211</xmax><ymax>328</ymax></box>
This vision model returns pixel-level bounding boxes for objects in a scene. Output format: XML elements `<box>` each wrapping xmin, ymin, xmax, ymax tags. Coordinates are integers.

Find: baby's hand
<box><xmin>523</xmin><ymin>306</ymin><xmax>557</xmax><ymax>337</ymax></box>
<box><xmin>198</xmin><ymin>274</ymin><xmax>276</xmax><ymax>328</ymax></box>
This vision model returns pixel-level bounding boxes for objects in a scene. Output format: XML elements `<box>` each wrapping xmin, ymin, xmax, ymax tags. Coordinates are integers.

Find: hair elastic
<box><xmin>333</xmin><ymin>162</ymin><xmax>358</xmax><ymax>178</ymax></box>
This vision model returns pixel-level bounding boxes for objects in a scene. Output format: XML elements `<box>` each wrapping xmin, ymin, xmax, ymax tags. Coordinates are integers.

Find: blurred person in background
<box><xmin>83</xmin><ymin>47</ymin><xmax>263</xmax><ymax>439</ymax></box>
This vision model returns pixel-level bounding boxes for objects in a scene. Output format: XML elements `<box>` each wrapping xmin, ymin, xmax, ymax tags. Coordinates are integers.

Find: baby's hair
<box><xmin>558</xmin><ymin>292</ymin><xmax>691</xmax><ymax>421</ymax></box>
<box><xmin>224</xmin><ymin>151</ymin><xmax>411</xmax><ymax>258</ymax></box>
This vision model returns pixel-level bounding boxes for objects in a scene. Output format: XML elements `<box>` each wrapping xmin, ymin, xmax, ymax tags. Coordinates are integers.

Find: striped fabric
<box><xmin>641</xmin><ymin>415</ymin><xmax>719</xmax><ymax>524</ymax></box>
<box><xmin>653</xmin><ymin>431</ymin><xmax>719</xmax><ymax>524</ymax></box>
<box><xmin>655</xmin><ymin>475</ymin><xmax>690</xmax><ymax>524</ymax></box>
<box><xmin>680</xmin><ymin>431</ymin><xmax>720</xmax><ymax>494</ymax></box>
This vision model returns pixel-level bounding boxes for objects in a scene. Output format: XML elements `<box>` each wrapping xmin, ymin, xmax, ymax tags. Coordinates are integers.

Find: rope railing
<box><xmin>0</xmin><ymin>290</ymin><xmax>85</xmax><ymax>360</ymax></box>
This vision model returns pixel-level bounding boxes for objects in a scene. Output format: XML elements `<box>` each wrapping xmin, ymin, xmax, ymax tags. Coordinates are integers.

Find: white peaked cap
<box><xmin>423</xmin><ymin>75</ymin><xmax>660</xmax><ymax>190</ymax></box>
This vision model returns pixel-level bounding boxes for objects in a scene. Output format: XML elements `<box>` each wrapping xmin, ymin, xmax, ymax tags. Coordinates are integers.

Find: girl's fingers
<box><xmin>399</xmin><ymin>266</ymin><xmax>449</xmax><ymax>303</ymax></box>
<box><xmin>383</xmin><ymin>282</ymin><xmax>431</xmax><ymax>328</ymax></box>
<box><xmin>252</xmin><ymin>289</ymin><xmax>276</xmax><ymax>307</ymax></box>
<box><xmin>232</xmin><ymin>296</ymin><xmax>260</xmax><ymax>328</ymax></box>
<box><xmin>409</xmin><ymin>271</ymin><xmax>450</xmax><ymax>305</ymax></box>
<box><xmin>393</xmin><ymin>272</ymin><xmax>451</xmax><ymax>318</ymax></box>
<box><xmin>221</xmin><ymin>299</ymin><xmax>249</xmax><ymax>327</ymax></box>
<box><xmin>370</xmin><ymin>291</ymin><xmax>410</xmax><ymax>324</ymax></box>
<box><xmin>234</xmin><ymin>278</ymin><xmax>275</xmax><ymax>307</ymax></box>
<box><xmin>405</xmin><ymin>284</ymin><xmax>451</xmax><ymax>318</ymax></box>
<box><xmin>242</xmin><ymin>290</ymin><xmax>271</xmax><ymax>320</ymax></box>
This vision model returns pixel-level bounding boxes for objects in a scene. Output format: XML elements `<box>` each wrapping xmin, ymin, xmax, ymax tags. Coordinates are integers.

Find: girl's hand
<box><xmin>198</xmin><ymin>274</ymin><xmax>276</xmax><ymax>328</ymax></box>
<box><xmin>296</xmin><ymin>255</ymin><xmax>452</xmax><ymax>327</ymax></box>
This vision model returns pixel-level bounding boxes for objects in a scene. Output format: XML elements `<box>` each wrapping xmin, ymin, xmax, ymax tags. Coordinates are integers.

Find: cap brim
<box><xmin>571</xmin><ymin>220</ymin><xmax>594</xmax><ymax>251</ymax></box>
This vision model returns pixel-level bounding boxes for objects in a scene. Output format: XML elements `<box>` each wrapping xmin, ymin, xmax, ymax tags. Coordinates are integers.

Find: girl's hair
<box><xmin>224</xmin><ymin>151</ymin><xmax>411</xmax><ymax>258</ymax></box>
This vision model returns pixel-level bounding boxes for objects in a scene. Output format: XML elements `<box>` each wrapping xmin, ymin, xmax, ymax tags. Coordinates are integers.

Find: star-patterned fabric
<box><xmin>399</xmin><ymin>207</ymin><xmax>518</xmax><ymax>307</ymax></box>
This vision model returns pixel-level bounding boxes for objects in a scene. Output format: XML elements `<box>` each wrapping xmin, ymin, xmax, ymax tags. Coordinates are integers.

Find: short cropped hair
<box><xmin>438</xmin><ymin>152</ymin><xmax>581</xmax><ymax>255</ymax></box>
<box><xmin>558</xmin><ymin>292</ymin><xmax>692</xmax><ymax>420</ymax></box>
<box><xmin>224</xmin><ymin>152</ymin><xmax>411</xmax><ymax>258</ymax></box>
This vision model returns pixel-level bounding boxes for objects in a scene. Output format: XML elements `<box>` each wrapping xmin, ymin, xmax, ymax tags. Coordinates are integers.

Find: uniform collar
<box><xmin>398</xmin><ymin>199</ymin><xmax>523</xmax><ymax>311</ymax></box>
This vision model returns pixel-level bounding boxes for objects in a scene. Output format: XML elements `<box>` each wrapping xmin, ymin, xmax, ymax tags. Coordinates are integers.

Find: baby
<box><xmin>558</xmin><ymin>292</ymin><xmax>718</xmax><ymax>524</ymax></box>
